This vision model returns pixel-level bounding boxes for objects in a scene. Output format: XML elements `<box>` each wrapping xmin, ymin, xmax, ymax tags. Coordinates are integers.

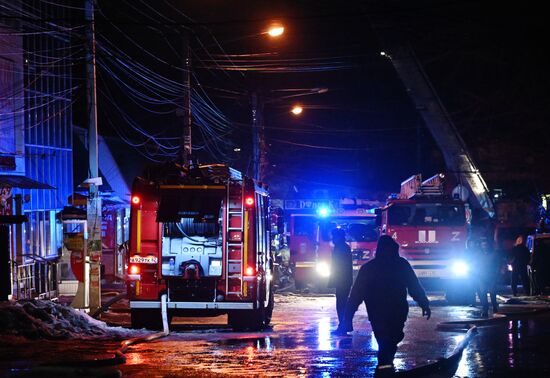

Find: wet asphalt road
<box><xmin>117</xmin><ymin>294</ymin><xmax>467</xmax><ymax>377</ymax></box>
<box><xmin>2</xmin><ymin>293</ymin><xmax>550</xmax><ymax>377</ymax></box>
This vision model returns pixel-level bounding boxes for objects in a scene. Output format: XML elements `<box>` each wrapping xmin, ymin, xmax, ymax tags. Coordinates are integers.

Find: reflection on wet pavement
<box><xmin>9</xmin><ymin>294</ymin><xmax>547</xmax><ymax>377</ymax></box>
<box><xmin>452</xmin><ymin>313</ymin><xmax>550</xmax><ymax>377</ymax></box>
<box><xmin>116</xmin><ymin>295</ymin><xmax>470</xmax><ymax>377</ymax></box>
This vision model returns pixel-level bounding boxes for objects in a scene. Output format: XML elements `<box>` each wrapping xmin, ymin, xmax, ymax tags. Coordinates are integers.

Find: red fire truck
<box><xmin>127</xmin><ymin>163</ymin><xmax>274</xmax><ymax>330</ymax></box>
<box><xmin>287</xmin><ymin>199</ymin><xmax>381</xmax><ymax>290</ymax></box>
<box><xmin>378</xmin><ymin>174</ymin><xmax>473</xmax><ymax>303</ymax></box>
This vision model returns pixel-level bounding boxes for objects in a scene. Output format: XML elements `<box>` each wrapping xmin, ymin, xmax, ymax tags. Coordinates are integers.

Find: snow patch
<box><xmin>0</xmin><ymin>300</ymin><xmax>149</xmax><ymax>340</ymax></box>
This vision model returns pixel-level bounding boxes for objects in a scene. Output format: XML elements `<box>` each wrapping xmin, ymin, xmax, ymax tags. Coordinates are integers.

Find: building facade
<box><xmin>0</xmin><ymin>0</ymin><xmax>74</xmax><ymax>299</ymax></box>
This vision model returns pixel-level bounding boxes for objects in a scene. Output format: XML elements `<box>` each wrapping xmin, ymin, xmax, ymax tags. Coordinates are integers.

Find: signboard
<box><xmin>0</xmin><ymin>55</ymin><xmax>17</xmax><ymax>157</ymax></box>
<box><xmin>101</xmin><ymin>209</ymin><xmax>116</xmax><ymax>250</ymax></box>
<box><xmin>284</xmin><ymin>199</ymin><xmax>333</xmax><ymax>210</ymax></box>
<box><xmin>0</xmin><ymin>186</ymin><xmax>12</xmax><ymax>216</ymax></box>
<box><xmin>65</xmin><ymin>232</ymin><xmax>85</xmax><ymax>282</ymax></box>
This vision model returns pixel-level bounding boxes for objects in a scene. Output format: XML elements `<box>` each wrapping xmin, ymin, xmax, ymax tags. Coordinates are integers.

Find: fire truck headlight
<box><xmin>316</xmin><ymin>261</ymin><xmax>331</xmax><ymax>277</ymax></box>
<box><xmin>451</xmin><ymin>260</ymin><xmax>469</xmax><ymax>277</ymax></box>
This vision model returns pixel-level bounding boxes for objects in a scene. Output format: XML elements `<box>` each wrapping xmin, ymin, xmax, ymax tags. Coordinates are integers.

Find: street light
<box><xmin>290</xmin><ymin>104</ymin><xmax>303</xmax><ymax>115</ymax></box>
<box><xmin>266</xmin><ymin>23</ymin><xmax>285</xmax><ymax>38</ymax></box>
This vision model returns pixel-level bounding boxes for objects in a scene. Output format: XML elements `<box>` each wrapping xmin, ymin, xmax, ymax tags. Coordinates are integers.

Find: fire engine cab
<box><xmin>127</xmin><ymin>163</ymin><xmax>273</xmax><ymax>330</ymax></box>
<box><xmin>287</xmin><ymin>198</ymin><xmax>381</xmax><ymax>290</ymax></box>
<box><xmin>379</xmin><ymin>174</ymin><xmax>473</xmax><ymax>303</ymax></box>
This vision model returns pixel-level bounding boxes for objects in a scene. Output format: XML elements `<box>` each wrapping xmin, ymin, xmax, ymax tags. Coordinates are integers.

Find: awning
<box><xmin>0</xmin><ymin>215</ymin><xmax>28</xmax><ymax>224</ymax></box>
<box><xmin>0</xmin><ymin>175</ymin><xmax>55</xmax><ymax>189</ymax></box>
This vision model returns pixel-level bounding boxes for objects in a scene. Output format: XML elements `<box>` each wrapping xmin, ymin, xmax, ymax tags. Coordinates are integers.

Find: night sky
<box><xmin>84</xmin><ymin>1</ymin><xmax>549</xmax><ymax>200</ymax></box>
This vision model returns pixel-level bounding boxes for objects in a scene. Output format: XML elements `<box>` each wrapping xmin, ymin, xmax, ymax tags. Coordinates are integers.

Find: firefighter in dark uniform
<box><xmin>510</xmin><ymin>235</ymin><xmax>530</xmax><ymax>296</ymax></box>
<box><xmin>473</xmin><ymin>236</ymin><xmax>501</xmax><ymax>316</ymax></box>
<box><xmin>328</xmin><ymin>228</ymin><xmax>353</xmax><ymax>333</ymax></box>
<box><xmin>341</xmin><ymin>235</ymin><xmax>431</xmax><ymax>373</ymax></box>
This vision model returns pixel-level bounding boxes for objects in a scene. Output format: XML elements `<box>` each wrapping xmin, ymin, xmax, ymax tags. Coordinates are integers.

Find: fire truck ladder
<box><xmin>368</xmin><ymin>10</ymin><xmax>495</xmax><ymax>218</ymax></box>
<box><xmin>225</xmin><ymin>179</ymin><xmax>245</xmax><ymax>297</ymax></box>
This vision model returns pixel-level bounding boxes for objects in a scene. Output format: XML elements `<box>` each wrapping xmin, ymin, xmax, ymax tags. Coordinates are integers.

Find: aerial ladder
<box><xmin>368</xmin><ymin>12</ymin><xmax>495</xmax><ymax>218</ymax></box>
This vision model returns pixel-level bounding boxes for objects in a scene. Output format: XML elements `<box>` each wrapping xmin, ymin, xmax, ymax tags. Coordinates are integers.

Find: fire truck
<box><xmin>378</xmin><ymin>174</ymin><xmax>473</xmax><ymax>303</ymax></box>
<box><xmin>286</xmin><ymin>198</ymin><xmax>381</xmax><ymax>290</ymax></box>
<box><xmin>127</xmin><ymin>163</ymin><xmax>274</xmax><ymax>331</ymax></box>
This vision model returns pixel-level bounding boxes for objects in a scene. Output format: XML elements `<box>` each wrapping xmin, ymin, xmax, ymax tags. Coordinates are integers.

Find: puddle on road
<box><xmin>215</xmin><ymin>333</ymin><xmax>376</xmax><ymax>352</ymax></box>
<box><xmin>210</xmin><ymin>335</ymin><xmax>380</xmax><ymax>377</ymax></box>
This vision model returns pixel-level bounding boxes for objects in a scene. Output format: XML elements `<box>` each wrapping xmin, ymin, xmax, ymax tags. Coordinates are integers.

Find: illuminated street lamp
<box><xmin>266</xmin><ymin>23</ymin><xmax>285</xmax><ymax>38</ymax></box>
<box><xmin>290</xmin><ymin>104</ymin><xmax>303</xmax><ymax>115</ymax></box>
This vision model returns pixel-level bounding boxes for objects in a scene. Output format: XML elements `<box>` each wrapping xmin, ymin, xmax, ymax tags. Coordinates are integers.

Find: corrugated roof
<box><xmin>0</xmin><ymin>175</ymin><xmax>55</xmax><ymax>189</ymax></box>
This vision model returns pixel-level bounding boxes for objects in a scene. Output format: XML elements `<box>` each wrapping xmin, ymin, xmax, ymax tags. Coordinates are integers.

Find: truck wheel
<box><xmin>445</xmin><ymin>288</ymin><xmax>475</xmax><ymax>306</ymax></box>
<box><xmin>294</xmin><ymin>277</ymin><xmax>305</xmax><ymax>290</ymax></box>
<box><xmin>131</xmin><ymin>308</ymin><xmax>163</xmax><ymax>330</ymax></box>
<box><xmin>263</xmin><ymin>290</ymin><xmax>274</xmax><ymax>326</ymax></box>
<box><xmin>229</xmin><ymin>293</ymin><xmax>272</xmax><ymax>331</ymax></box>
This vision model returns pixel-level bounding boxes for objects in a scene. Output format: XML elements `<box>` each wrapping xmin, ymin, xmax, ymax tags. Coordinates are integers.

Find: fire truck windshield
<box><xmin>157</xmin><ymin>188</ymin><xmax>225</xmax><ymax>223</ymax></box>
<box><xmin>292</xmin><ymin>216</ymin><xmax>316</xmax><ymax>239</ymax></box>
<box><xmin>320</xmin><ymin>217</ymin><xmax>378</xmax><ymax>242</ymax></box>
<box><xmin>388</xmin><ymin>203</ymin><xmax>465</xmax><ymax>227</ymax></box>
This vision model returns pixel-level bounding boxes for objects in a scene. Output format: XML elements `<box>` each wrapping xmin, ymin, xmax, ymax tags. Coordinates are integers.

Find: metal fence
<box><xmin>14</xmin><ymin>255</ymin><xmax>58</xmax><ymax>300</ymax></box>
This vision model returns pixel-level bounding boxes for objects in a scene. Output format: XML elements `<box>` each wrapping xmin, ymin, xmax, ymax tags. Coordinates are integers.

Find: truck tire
<box><xmin>445</xmin><ymin>288</ymin><xmax>475</xmax><ymax>306</ymax></box>
<box><xmin>263</xmin><ymin>290</ymin><xmax>274</xmax><ymax>327</ymax></box>
<box><xmin>229</xmin><ymin>292</ymin><xmax>273</xmax><ymax>331</ymax></box>
<box><xmin>131</xmin><ymin>308</ymin><xmax>163</xmax><ymax>330</ymax></box>
<box><xmin>294</xmin><ymin>277</ymin><xmax>305</xmax><ymax>290</ymax></box>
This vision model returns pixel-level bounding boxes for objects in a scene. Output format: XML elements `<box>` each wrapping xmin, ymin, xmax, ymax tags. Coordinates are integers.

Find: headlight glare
<box><xmin>451</xmin><ymin>260</ymin><xmax>469</xmax><ymax>276</ymax></box>
<box><xmin>316</xmin><ymin>261</ymin><xmax>331</xmax><ymax>277</ymax></box>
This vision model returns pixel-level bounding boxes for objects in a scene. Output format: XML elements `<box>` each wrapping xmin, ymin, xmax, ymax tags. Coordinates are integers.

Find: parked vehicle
<box><xmin>527</xmin><ymin>233</ymin><xmax>550</xmax><ymax>295</ymax></box>
<box><xmin>127</xmin><ymin>163</ymin><xmax>273</xmax><ymax>331</ymax></box>
<box><xmin>287</xmin><ymin>199</ymin><xmax>380</xmax><ymax>290</ymax></box>
<box><xmin>379</xmin><ymin>174</ymin><xmax>474</xmax><ymax>304</ymax></box>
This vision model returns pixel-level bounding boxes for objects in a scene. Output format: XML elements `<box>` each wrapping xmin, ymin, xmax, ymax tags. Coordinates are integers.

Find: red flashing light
<box><xmin>245</xmin><ymin>266</ymin><xmax>255</xmax><ymax>276</ymax></box>
<box><xmin>131</xmin><ymin>195</ymin><xmax>141</xmax><ymax>205</ymax></box>
<box><xmin>129</xmin><ymin>265</ymin><xmax>140</xmax><ymax>275</ymax></box>
<box><xmin>245</xmin><ymin>197</ymin><xmax>254</xmax><ymax>206</ymax></box>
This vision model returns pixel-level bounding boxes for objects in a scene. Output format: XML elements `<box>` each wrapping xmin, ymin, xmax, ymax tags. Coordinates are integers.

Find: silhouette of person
<box><xmin>341</xmin><ymin>235</ymin><xmax>431</xmax><ymax>373</ymax></box>
<box><xmin>328</xmin><ymin>228</ymin><xmax>353</xmax><ymax>333</ymax></box>
<box><xmin>473</xmin><ymin>237</ymin><xmax>500</xmax><ymax>317</ymax></box>
<box><xmin>510</xmin><ymin>235</ymin><xmax>530</xmax><ymax>296</ymax></box>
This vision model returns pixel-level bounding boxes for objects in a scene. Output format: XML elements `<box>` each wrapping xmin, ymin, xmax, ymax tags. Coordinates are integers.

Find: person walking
<box><xmin>340</xmin><ymin>235</ymin><xmax>431</xmax><ymax>373</ymax></box>
<box><xmin>510</xmin><ymin>235</ymin><xmax>531</xmax><ymax>296</ymax></box>
<box><xmin>474</xmin><ymin>237</ymin><xmax>501</xmax><ymax>317</ymax></box>
<box><xmin>328</xmin><ymin>228</ymin><xmax>353</xmax><ymax>334</ymax></box>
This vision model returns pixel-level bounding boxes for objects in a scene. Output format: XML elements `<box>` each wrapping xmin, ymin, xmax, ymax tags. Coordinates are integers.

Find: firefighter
<box><xmin>328</xmin><ymin>228</ymin><xmax>353</xmax><ymax>334</ymax></box>
<box><xmin>473</xmin><ymin>236</ymin><xmax>500</xmax><ymax>317</ymax></box>
<box><xmin>510</xmin><ymin>235</ymin><xmax>530</xmax><ymax>296</ymax></box>
<box><xmin>341</xmin><ymin>235</ymin><xmax>431</xmax><ymax>373</ymax></box>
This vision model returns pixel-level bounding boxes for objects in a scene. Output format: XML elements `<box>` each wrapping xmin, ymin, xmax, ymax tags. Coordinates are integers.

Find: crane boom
<box><xmin>370</xmin><ymin>18</ymin><xmax>494</xmax><ymax>217</ymax></box>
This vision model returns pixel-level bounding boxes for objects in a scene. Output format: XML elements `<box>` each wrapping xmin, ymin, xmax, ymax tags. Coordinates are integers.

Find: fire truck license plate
<box><xmin>129</xmin><ymin>255</ymin><xmax>158</xmax><ymax>264</ymax></box>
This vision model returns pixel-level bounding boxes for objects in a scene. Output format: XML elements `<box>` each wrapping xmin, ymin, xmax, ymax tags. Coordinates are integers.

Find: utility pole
<box><xmin>251</xmin><ymin>91</ymin><xmax>265</xmax><ymax>182</ymax></box>
<box><xmin>180</xmin><ymin>30</ymin><xmax>192</xmax><ymax>164</ymax></box>
<box><xmin>73</xmin><ymin>0</ymin><xmax>102</xmax><ymax>313</ymax></box>
<box><xmin>86</xmin><ymin>0</ymin><xmax>98</xmax><ymax>180</ymax></box>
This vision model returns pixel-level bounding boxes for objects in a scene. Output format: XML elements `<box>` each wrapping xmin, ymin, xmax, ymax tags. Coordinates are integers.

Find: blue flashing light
<box><xmin>318</xmin><ymin>207</ymin><xmax>330</xmax><ymax>217</ymax></box>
